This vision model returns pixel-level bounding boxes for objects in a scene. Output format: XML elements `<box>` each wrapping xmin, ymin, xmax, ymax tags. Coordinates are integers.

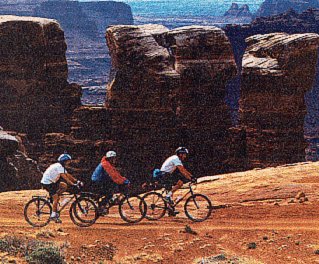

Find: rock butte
<box><xmin>0</xmin><ymin>17</ymin><xmax>319</xmax><ymax>191</ymax></box>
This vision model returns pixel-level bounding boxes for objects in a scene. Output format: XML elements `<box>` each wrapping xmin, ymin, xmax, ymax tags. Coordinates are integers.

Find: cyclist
<box><xmin>158</xmin><ymin>147</ymin><xmax>195</xmax><ymax>207</ymax></box>
<box><xmin>91</xmin><ymin>151</ymin><xmax>130</xmax><ymax>212</ymax></box>
<box><xmin>41</xmin><ymin>154</ymin><xmax>82</xmax><ymax>223</ymax></box>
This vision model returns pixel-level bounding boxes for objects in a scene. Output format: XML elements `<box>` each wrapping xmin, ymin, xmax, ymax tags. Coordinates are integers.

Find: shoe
<box><xmin>168</xmin><ymin>209</ymin><xmax>180</xmax><ymax>217</ymax></box>
<box><xmin>98</xmin><ymin>207</ymin><xmax>109</xmax><ymax>216</ymax></box>
<box><xmin>50</xmin><ymin>216</ymin><xmax>62</xmax><ymax>223</ymax></box>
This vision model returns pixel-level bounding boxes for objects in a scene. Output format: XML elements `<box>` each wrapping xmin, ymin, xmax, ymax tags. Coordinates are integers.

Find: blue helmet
<box><xmin>58</xmin><ymin>154</ymin><xmax>72</xmax><ymax>163</ymax></box>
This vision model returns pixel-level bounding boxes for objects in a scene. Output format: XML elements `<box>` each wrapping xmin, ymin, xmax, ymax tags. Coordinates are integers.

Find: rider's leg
<box><xmin>51</xmin><ymin>182</ymin><xmax>67</xmax><ymax>218</ymax></box>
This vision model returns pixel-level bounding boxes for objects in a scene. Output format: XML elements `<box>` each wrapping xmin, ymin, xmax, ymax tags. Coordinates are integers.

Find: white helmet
<box><xmin>106</xmin><ymin>151</ymin><xmax>117</xmax><ymax>158</ymax></box>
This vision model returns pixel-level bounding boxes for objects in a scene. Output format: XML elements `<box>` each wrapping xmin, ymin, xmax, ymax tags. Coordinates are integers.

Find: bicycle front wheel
<box><xmin>24</xmin><ymin>197</ymin><xmax>52</xmax><ymax>227</ymax></box>
<box><xmin>142</xmin><ymin>192</ymin><xmax>167</xmax><ymax>220</ymax></box>
<box><xmin>119</xmin><ymin>196</ymin><xmax>146</xmax><ymax>224</ymax></box>
<box><xmin>69</xmin><ymin>197</ymin><xmax>98</xmax><ymax>227</ymax></box>
<box><xmin>184</xmin><ymin>194</ymin><xmax>212</xmax><ymax>222</ymax></box>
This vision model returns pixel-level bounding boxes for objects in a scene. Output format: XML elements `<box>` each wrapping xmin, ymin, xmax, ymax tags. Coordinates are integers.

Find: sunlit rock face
<box><xmin>241</xmin><ymin>32</ymin><xmax>319</xmax><ymax>168</ymax></box>
<box><xmin>105</xmin><ymin>24</ymin><xmax>238</xmax><ymax>177</ymax></box>
<box><xmin>0</xmin><ymin>16</ymin><xmax>81</xmax><ymax>137</ymax></box>
<box><xmin>0</xmin><ymin>129</ymin><xmax>41</xmax><ymax>192</ymax></box>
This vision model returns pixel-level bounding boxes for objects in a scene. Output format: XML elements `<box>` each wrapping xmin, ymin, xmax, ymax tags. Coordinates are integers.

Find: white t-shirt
<box><xmin>160</xmin><ymin>155</ymin><xmax>183</xmax><ymax>174</ymax></box>
<box><xmin>41</xmin><ymin>163</ymin><xmax>67</xmax><ymax>184</ymax></box>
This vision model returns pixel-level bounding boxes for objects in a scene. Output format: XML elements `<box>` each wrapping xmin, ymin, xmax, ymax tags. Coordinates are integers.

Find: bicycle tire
<box><xmin>119</xmin><ymin>195</ymin><xmax>147</xmax><ymax>224</ymax></box>
<box><xmin>24</xmin><ymin>197</ymin><xmax>52</xmax><ymax>227</ymax></box>
<box><xmin>69</xmin><ymin>197</ymin><xmax>98</xmax><ymax>227</ymax></box>
<box><xmin>142</xmin><ymin>192</ymin><xmax>167</xmax><ymax>220</ymax></box>
<box><xmin>184</xmin><ymin>194</ymin><xmax>212</xmax><ymax>222</ymax></box>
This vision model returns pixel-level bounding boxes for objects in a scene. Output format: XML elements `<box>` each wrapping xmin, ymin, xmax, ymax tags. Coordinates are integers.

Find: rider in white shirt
<box><xmin>160</xmin><ymin>147</ymin><xmax>194</xmax><ymax>206</ymax></box>
<box><xmin>41</xmin><ymin>154</ymin><xmax>82</xmax><ymax>223</ymax></box>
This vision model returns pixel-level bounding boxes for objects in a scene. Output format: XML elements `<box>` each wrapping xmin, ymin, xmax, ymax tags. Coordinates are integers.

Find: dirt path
<box><xmin>2</xmin><ymin>162</ymin><xmax>319</xmax><ymax>263</ymax></box>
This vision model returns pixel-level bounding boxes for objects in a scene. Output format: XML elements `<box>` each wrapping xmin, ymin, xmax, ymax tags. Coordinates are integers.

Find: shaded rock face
<box><xmin>224</xmin><ymin>3</ymin><xmax>252</xmax><ymax>17</ymax></box>
<box><xmin>0</xmin><ymin>129</ymin><xmax>41</xmax><ymax>192</ymax></box>
<box><xmin>255</xmin><ymin>0</ymin><xmax>319</xmax><ymax>18</ymax></box>
<box><xmin>101</xmin><ymin>24</ymin><xmax>238</xmax><ymax>178</ymax></box>
<box><xmin>225</xmin><ymin>8</ymin><xmax>319</xmax><ymax>164</ymax></box>
<box><xmin>0</xmin><ymin>16</ymin><xmax>81</xmax><ymax>138</ymax></box>
<box><xmin>240</xmin><ymin>33</ymin><xmax>319</xmax><ymax>168</ymax></box>
<box><xmin>0</xmin><ymin>0</ymin><xmax>134</xmax><ymax>104</ymax></box>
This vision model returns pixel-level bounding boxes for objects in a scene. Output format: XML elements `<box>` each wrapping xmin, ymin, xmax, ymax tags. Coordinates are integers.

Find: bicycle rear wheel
<box><xmin>142</xmin><ymin>192</ymin><xmax>167</xmax><ymax>220</ymax></box>
<box><xmin>184</xmin><ymin>194</ymin><xmax>212</xmax><ymax>222</ymax></box>
<box><xmin>24</xmin><ymin>197</ymin><xmax>52</xmax><ymax>227</ymax></box>
<box><xmin>69</xmin><ymin>197</ymin><xmax>98</xmax><ymax>227</ymax></box>
<box><xmin>119</xmin><ymin>196</ymin><xmax>146</xmax><ymax>223</ymax></box>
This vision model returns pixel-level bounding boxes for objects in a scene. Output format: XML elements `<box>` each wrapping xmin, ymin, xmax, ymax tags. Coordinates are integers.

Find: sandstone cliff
<box><xmin>0</xmin><ymin>0</ymin><xmax>134</xmax><ymax>104</ymax></box>
<box><xmin>255</xmin><ymin>0</ymin><xmax>319</xmax><ymax>18</ymax></box>
<box><xmin>0</xmin><ymin>129</ymin><xmax>41</xmax><ymax>192</ymax></box>
<box><xmin>37</xmin><ymin>24</ymin><xmax>240</xmax><ymax>182</ymax></box>
<box><xmin>0</xmin><ymin>16</ymin><xmax>81</xmax><ymax>138</ymax></box>
<box><xmin>241</xmin><ymin>33</ymin><xmax>319</xmax><ymax>168</ymax></box>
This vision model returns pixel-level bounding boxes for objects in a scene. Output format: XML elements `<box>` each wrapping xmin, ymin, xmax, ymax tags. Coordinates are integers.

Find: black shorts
<box><xmin>90</xmin><ymin>181</ymin><xmax>118</xmax><ymax>196</ymax></box>
<box><xmin>160</xmin><ymin>170</ymin><xmax>188</xmax><ymax>188</ymax></box>
<box><xmin>42</xmin><ymin>182</ymin><xmax>60</xmax><ymax>196</ymax></box>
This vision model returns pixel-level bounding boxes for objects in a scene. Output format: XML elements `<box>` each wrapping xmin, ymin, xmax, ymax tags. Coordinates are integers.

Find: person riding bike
<box><xmin>41</xmin><ymin>154</ymin><xmax>83</xmax><ymax>223</ymax></box>
<box><xmin>157</xmin><ymin>147</ymin><xmax>195</xmax><ymax>211</ymax></box>
<box><xmin>91</xmin><ymin>151</ymin><xmax>130</xmax><ymax>212</ymax></box>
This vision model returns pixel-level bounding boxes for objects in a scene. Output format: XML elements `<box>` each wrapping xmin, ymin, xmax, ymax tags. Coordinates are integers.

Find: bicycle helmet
<box><xmin>57</xmin><ymin>153</ymin><xmax>72</xmax><ymax>163</ymax></box>
<box><xmin>175</xmin><ymin>147</ymin><xmax>189</xmax><ymax>155</ymax></box>
<box><xmin>106</xmin><ymin>151</ymin><xmax>117</xmax><ymax>158</ymax></box>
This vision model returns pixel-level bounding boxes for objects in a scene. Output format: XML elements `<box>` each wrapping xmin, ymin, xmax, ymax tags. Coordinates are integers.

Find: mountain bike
<box><xmin>141</xmin><ymin>181</ymin><xmax>212</xmax><ymax>222</ymax></box>
<box><xmin>81</xmin><ymin>188</ymin><xmax>147</xmax><ymax>224</ymax></box>
<box><xmin>24</xmin><ymin>187</ymin><xmax>98</xmax><ymax>228</ymax></box>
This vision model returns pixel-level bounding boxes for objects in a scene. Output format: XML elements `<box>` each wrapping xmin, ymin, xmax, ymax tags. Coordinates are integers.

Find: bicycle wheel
<box><xmin>119</xmin><ymin>195</ymin><xmax>147</xmax><ymax>224</ymax></box>
<box><xmin>69</xmin><ymin>197</ymin><xmax>98</xmax><ymax>227</ymax></box>
<box><xmin>184</xmin><ymin>194</ymin><xmax>212</xmax><ymax>222</ymax></box>
<box><xmin>24</xmin><ymin>197</ymin><xmax>52</xmax><ymax>227</ymax></box>
<box><xmin>142</xmin><ymin>192</ymin><xmax>167</xmax><ymax>220</ymax></box>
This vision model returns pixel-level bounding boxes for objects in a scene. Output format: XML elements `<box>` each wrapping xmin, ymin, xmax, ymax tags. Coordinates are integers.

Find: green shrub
<box><xmin>26</xmin><ymin>245</ymin><xmax>65</xmax><ymax>264</ymax></box>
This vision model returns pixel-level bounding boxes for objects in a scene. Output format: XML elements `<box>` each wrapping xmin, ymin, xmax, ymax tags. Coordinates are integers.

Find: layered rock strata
<box><xmin>0</xmin><ymin>16</ymin><xmax>81</xmax><ymax>138</ymax></box>
<box><xmin>241</xmin><ymin>33</ymin><xmax>319</xmax><ymax>168</ymax></box>
<box><xmin>0</xmin><ymin>129</ymin><xmax>41</xmax><ymax>192</ymax></box>
<box><xmin>103</xmin><ymin>24</ymin><xmax>238</xmax><ymax>178</ymax></box>
<box><xmin>255</xmin><ymin>0</ymin><xmax>319</xmax><ymax>18</ymax></box>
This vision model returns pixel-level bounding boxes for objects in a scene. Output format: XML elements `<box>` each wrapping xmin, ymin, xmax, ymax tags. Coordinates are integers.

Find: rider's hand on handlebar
<box><xmin>74</xmin><ymin>180</ymin><xmax>84</xmax><ymax>189</ymax></box>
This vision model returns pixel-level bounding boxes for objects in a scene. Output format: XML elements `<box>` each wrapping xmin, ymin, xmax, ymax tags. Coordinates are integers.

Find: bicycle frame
<box><xmin>156</xmin><ymin>182</ymin><xmax>197</xmax><ymax>208</ymax></box>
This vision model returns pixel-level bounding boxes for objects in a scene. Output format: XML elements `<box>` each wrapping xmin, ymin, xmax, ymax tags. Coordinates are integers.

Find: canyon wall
<box><xmin>255</xmin><ymin>0</ymin><xmax>319</xmax><ymax>18</ymax></box>
<box><xmin>0</xmin><ymin>0</ymin><xmax>134</xmax><ymax>105</ymax></box>
<box><xmin>240</xmin><ymin>33</ymin><xmax>319</xmax><ymax>168</ymax></box>
<box><xmin>0</xmin><ymin>16</ymin><xmax>81</xmax><ymax>138</ymax></box>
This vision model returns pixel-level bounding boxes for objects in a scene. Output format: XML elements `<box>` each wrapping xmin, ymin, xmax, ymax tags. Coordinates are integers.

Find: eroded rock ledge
<box><xmin>241</xmin><ymin>32</ymin><xmax>319</xmax><ymax>168</ymax></box>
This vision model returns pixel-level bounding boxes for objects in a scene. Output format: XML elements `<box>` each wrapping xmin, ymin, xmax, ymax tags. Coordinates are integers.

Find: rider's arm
<box><xmin>60</xmin><ymin>173</ymin><xmax>77</xmax><ymax>185</ymax></box>
<box><xmin>177</xmin><ymin>165</ymin><xmax>192</xmax><ymax>180</ymax></box>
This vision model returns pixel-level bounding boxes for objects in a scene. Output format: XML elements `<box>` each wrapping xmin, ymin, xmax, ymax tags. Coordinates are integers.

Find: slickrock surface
<box><xmin>0</xmin><ymin>16</ymin><xmax>81</xmax><ymax>137</ymax></box>
<box><xmin>0</xmin><ymin>129</ymin><xmax>41</xmax><ymax>192</ymax></box>
<box><xmin>240</xmin><ymin>33</ymin><xmax>319</xmax><ymax>168</ymax></box>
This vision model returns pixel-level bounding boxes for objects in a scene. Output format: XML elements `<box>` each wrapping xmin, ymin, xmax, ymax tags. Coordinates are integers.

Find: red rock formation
<box><xmin>0</xmin><ymin>129</ymin><xmax>41</xmax><ymax>192</ymax></box>
<box><xmin>104</xmin><ymin>24</ymin><xmax>238</xmax><ymax>178</ymax></box>
<box><xmin>240</xmin><ymin>33</ymin><xmax>319</xmax><ymax>168</ymax></box>
<box><xmin>0</xmin><ymin>16</ymin><xmax>81</xmax><ymax>137</ymax></box>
